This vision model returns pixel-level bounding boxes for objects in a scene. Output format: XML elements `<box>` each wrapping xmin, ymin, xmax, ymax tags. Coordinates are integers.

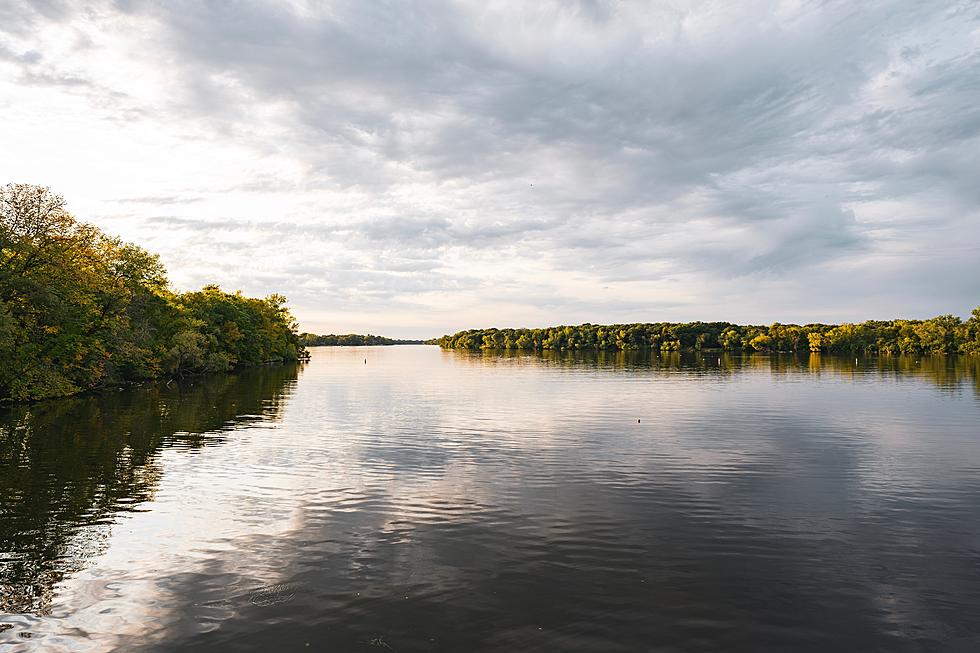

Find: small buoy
<box><xmin>637</xmin><ymin>419</ymin><xmax>641</xmax><ymax>423</ymax></box>
<box><xmin>364</xmin><ymin>359</ymin><xmax>367</xmax><ymax>364</ymax></box>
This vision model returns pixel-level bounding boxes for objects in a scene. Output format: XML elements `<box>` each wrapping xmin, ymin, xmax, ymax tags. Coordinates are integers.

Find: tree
<box><xmin>959</xmin><ymin>307</ymin><xmax>980</xmax><ymax>354</ymax></box>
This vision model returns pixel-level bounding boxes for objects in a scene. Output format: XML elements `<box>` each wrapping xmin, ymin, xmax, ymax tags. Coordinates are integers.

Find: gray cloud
<box><xmin>1</xmin><ymin>0</ymin><xmax>979</xmax><ymax>336</ymax></box>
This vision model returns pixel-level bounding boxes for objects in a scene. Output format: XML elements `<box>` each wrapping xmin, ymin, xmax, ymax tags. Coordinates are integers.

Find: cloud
<box><xmin>115</xmin><ymin>195</ymin><xmax>203</xmax><ymax>205</ymax></box>
<box><xmin>0</xmin><ymin>0</ymin><xmax>978</xmax><ymax>336</ymax></box>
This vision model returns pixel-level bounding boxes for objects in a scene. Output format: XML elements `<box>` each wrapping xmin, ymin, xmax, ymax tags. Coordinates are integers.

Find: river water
<box><xmin>2</xmin><ymin>346</ymin><xmax>980</xmax><ymax>652</ymax></box>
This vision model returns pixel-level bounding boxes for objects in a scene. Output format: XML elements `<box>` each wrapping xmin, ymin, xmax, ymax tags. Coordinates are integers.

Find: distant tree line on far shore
<box><xmin>436</xmin><ymin>311</ymin><xmax>980</xmax><ymax>355</ymax></box>
<box><xmin>1</xmin><ymin>184</ymin><xmax>303</xmax><ymax>402</ymax></box>
<box><xmin>300</xmin><ymin>333</ymin><xmax>425</xmax><ymax>346</ymax></box>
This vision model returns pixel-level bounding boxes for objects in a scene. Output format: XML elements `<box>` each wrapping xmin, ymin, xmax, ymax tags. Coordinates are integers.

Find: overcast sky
<box><xmin>2</xmin><ymin>1</ymin><xmax>978</xmax><ymax>338</ymax></box>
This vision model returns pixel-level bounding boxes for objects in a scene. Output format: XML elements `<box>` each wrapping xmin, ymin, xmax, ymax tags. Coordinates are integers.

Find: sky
<box><xmin>1</xmin><ymin>0</ymin><xmax>979</xmax><ymax>338</ymax></box>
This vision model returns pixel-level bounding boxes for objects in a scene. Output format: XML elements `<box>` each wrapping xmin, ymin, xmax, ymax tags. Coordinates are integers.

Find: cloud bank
<box><xmin>2</xmin><ymin>0</ymin><xmax>978</xmax><ymax>336</ymax></box>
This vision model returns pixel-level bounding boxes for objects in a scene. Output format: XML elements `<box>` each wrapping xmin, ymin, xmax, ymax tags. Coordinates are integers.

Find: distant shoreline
<box><xmin>300</xmin><ymin>333</ymin><xmax>427</xmax><ymax>347</ymax></box>
<box><xmin>435</xmin><ymin>313</ymin><xmax>980</xmax><ymax>355</ymax></box>
<box><xmin>305</xmin><ymin>342</ymin><xmax>430</xmax><ymax>347</ymax></box>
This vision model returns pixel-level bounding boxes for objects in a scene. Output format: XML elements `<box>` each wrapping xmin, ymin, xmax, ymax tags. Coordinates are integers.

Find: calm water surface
<box><xmin>2</xmin><ymin>347</ymin><xmax>980</xmax><ymax>652</ymax></box>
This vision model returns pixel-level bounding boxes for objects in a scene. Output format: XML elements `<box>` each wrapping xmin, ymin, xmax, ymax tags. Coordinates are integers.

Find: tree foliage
<box><xmin>299</xmin><ymin>333</ymin><xmax>424</xmax><ymax>346</ymax></box>
<box><xmin>0</xmin><ymin>184</ymin><xmax>303</xmax><ymax>402</ymax></box>
<box><xmin>436</xmin><ymin>312</ymin><xmax>980</xmax><ymax>356</ymax></box>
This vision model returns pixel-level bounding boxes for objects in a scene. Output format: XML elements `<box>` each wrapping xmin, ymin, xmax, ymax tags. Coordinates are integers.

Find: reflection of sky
<box><xmin>3</xmin><ymin>347</ymin><xmax>980</xmax><ymax>651</ymax></box>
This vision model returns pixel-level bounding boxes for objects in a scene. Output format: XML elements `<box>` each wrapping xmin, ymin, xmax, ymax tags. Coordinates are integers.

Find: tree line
<box><xmin>1</xmin><ymin>184</ymin><xmax>303</xmax><ymax>402</ymax></box>
<box><xmin>436</xmin><ymin>311</ymin><xmax>980</xmax><ymax>355</ymax></box>
<box><xmin>300</xmin><ymin>333</ymin><xmax>425</xmax><ymax>346</ymax></box>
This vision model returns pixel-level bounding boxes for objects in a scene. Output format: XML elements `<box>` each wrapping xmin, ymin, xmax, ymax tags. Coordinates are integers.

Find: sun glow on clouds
<box><xmin>1</xmin><ymin>0</ymin><xmax>978</xmax><ymax>338</ymax></box>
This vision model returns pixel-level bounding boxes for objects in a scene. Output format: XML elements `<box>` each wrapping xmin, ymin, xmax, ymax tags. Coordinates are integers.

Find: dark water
<box><xmin>2</xmin><ymin>348</ymin><xmax>980</xmax><ymax>652</ymax></box>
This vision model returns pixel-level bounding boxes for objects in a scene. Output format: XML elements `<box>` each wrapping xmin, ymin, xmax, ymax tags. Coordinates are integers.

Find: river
<box><xmin>2</xmin><ymin>346</ymin><xmax>979</xmax><ymax>651</ymax></box>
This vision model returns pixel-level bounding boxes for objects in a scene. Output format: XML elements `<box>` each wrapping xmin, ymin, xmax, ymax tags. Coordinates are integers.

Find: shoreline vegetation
<box><xmin>300</xmin><ymin>333</ymin><xmax>425</xmax><ymax>346</ymax></box>
<box><xmin>436</xmin><ymin>311</ymin><xmax>980</xmax><ymax>355</ymax></box>
<box><xmin>1</xmin><ymin>184</ymin><xmax>303</xmax><ymax>403</ymax></box>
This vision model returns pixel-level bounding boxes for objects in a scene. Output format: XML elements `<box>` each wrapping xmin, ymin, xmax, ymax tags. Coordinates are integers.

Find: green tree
<box><xmin>0</xmin><ymin>184</ymin><xmax>303</xmax><ymax>402</ymax></box>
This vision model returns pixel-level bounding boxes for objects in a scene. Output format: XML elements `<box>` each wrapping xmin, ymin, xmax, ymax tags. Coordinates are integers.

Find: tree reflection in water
<box><xmin>450</xmin><ymin>350</ymin><xmax>980</xmax><ymax>397</ymax></box>
<box><xmin>0</xmin><ymin>363</ymin><xmax>301</xmax><ymax>615</ymax></box>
